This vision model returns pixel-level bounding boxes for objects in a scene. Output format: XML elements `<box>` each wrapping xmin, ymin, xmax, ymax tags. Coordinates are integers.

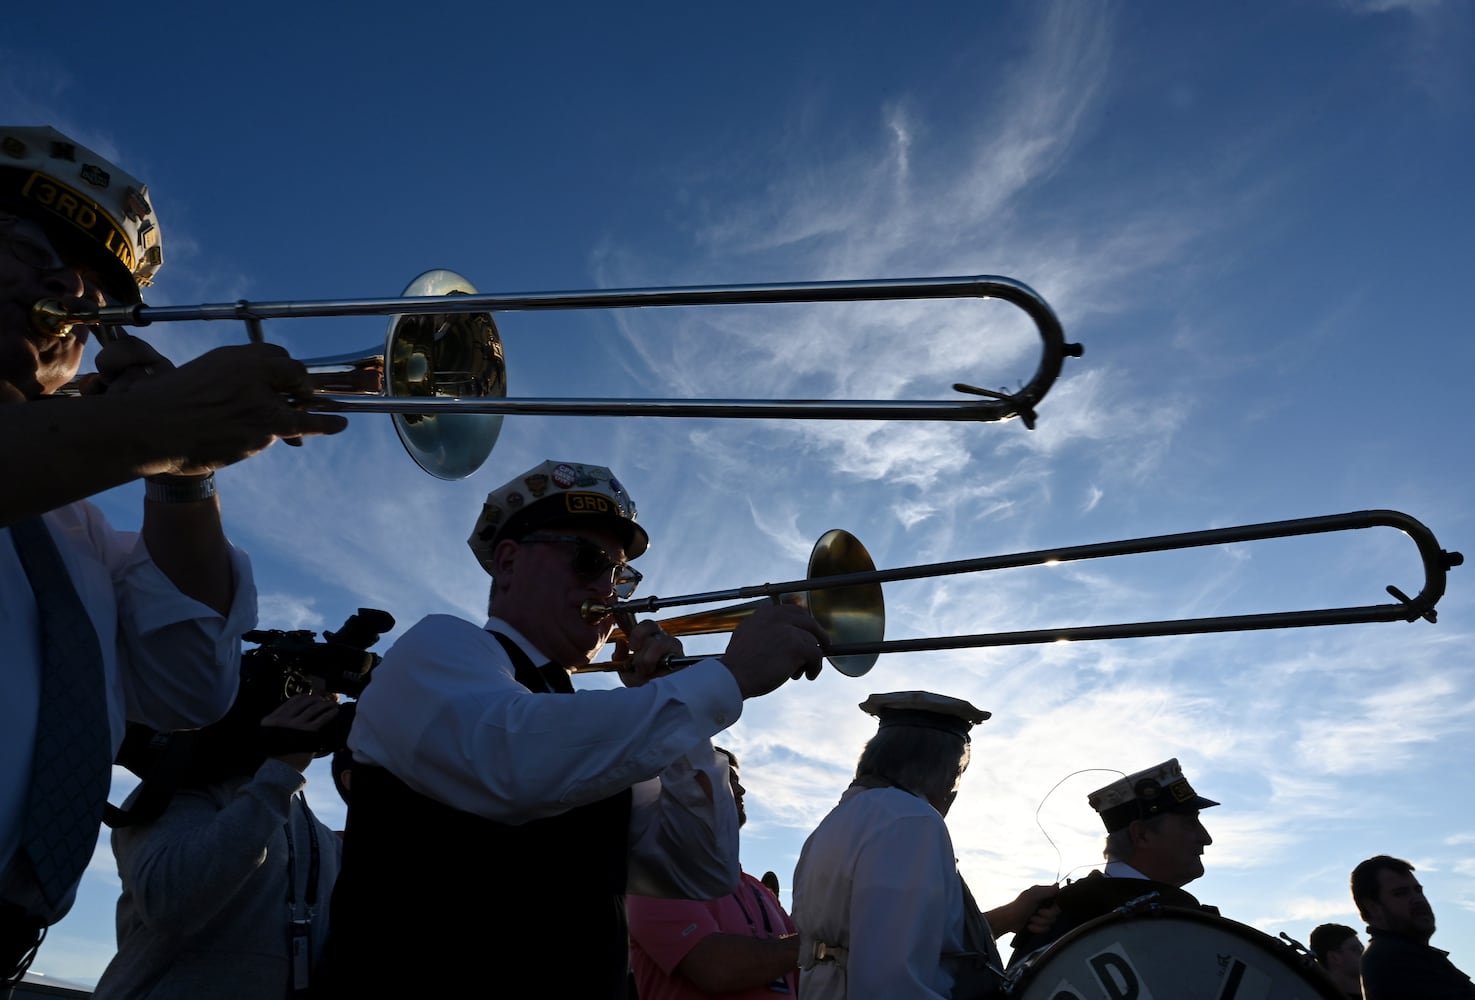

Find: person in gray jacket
<box><xmin>93</xmin><ymin>675</ymin><xmax>344</xmax><ymax>999</ymax></box>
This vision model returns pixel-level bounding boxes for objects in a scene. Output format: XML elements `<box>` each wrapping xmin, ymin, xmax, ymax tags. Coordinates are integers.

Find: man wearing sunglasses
<box><xmin>321</xmin><ymin>459</ymin><xmax>827</xmax><ymax>999</ymax></box>
<box><xmin>1</xmin><ymin>125</ymin><xmax>347</xmax><ymax>985</ymax></box>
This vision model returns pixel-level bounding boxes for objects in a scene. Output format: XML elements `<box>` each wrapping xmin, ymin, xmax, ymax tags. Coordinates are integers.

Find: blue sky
<box><xmin>8</xmin><ymin>0</ymin><xmax>1474</xmax><ymax>988</ymax></box>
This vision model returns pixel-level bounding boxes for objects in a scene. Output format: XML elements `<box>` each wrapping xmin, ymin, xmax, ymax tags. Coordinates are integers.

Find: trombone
<box><xmin>576</xmin><ymin>509</ymin><xmax>1462</xmax><ymax>677</ymax></box>
<box><xmin>36</xmin><ymin>269</ymin><xmax>1082</xmax><ymax>479</ymax></box>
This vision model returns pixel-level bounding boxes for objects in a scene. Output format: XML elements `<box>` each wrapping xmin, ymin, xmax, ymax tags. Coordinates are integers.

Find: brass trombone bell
<box><xmin>34</xmin><ymin>271</ymin><xmax>1082</xmax><ymax>479</ymax></box>
<box><xmin>302</xmin><ymin>269</ymin><xmax>507</xmax><ymax>480</ymax></box>
<box><xmin>579</xmin><ymin>529</ymin><xmax>886</xmax><ymax>677</ymax></box>
<box><xmin>49</xmin><ymin>268</ymin><xmax>509</xmax><ymax>481</ymax></box>
<box><xmin>576</xmin><ymin>509</ymin><xmax>1461</xmax><ymax>674</ymax></box>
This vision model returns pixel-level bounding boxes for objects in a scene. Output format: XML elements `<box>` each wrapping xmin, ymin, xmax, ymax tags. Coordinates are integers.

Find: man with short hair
<box><xmin>627</xmin><ymin>747</ymin><xmax>800</xmax><ymax>999</ymax></box>
<box><xmin>1008</xmin><ymin>757</ymin><xmax>1219</xmax><ymax>966</ymax></box>
<box><xmin>1308</xmin><ymin>923</ymin><xmax>1364</xmax><ymax>999</ymax></box>
<box><xmin>792</xmin><ymin>691</ymin><xmax>1057</xmax><ymax>999</ymax></box>
<box><xmin>1351</xmin><ymin>855</ymin><xmax>1475</xmax><ymax>999</ymax></box>
<box><xmin>320</xmin><ymin>459</ymin><xmax>827</xmax><ymax>998</ymax></box>
<box><xmin>1</xmin><ymin>124</ymin><xmax>345</xmax><ymax>984</ymax></box>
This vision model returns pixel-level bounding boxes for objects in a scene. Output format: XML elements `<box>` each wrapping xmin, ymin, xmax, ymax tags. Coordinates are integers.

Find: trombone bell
<box><xmin>588</xmin><ymin>529</ymin><xmax>885</xmax><ymax>677</ymax></box>
<box><xmin>304</xmin><ymin>269</ymin><xmax>507</xmax><ymax>480</ymax></box>
<box><xmin>803</xmin><ymin>529</ymin><xmax>886</xmax><ymax>677</ymax></box>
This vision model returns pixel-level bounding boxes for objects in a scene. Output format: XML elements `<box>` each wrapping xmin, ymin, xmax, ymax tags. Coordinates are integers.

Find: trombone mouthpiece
<box><xmin>30</xmin><ymin>298</ymin><xmax>95</xmax><ymax>339</ymax></box>
<box><xmin>581</xmin><ymin>600</ymin><xmax>615</xmax><ymax>623</ymax></box>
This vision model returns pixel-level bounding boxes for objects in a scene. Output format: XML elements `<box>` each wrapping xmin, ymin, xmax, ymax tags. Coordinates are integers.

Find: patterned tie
<box><xmin>9</xmin><ymin>516</ymin><xmax>112</xmax><ymax>910</ymax></box>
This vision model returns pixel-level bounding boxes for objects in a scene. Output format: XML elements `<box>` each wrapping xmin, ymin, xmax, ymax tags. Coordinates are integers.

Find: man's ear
<box><xmin>1127</xmin><ymin>818</ymin><xmax>1152</xmax><ymax>849</ymax></box>
<box><xmin>491</xmin><ymin>537</ymin><xmax>520</xmax><ymax>578</ymax></box>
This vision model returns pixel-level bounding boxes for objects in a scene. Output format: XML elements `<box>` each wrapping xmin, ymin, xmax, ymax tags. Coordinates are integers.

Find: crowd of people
<box><xmin>3</xmin><ymin>124</ymin><xmax>1471</xmax><ymax>1000</ymax></box>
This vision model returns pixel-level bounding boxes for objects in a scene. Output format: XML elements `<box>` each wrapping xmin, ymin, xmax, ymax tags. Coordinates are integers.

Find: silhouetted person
<box><xmin>1009</xmin><ymin>757</ymin><xmax>1219</xmax><ymax>966</ymax></box>
<box><xmin>793</xmin><ymin>691</ymin><xmax>1057</xmax><ymax>999</ymax></box>
<box><xmin>319</xmin><ymin>460</ymin><xmax>825</xmax><ymax>998</ymax></box>
<box><xmin>1352</xmin><ymin>855</ymin><xmax>1475</xmax><ymax>999</ymax></box>
<box><xmin>627</xmin><ymin>747</ymin><xmax>799</xmax><ymax>999</ymax></box>
<box><xmin>1309</xmin><ymin>923</ymin><xmax>1363</xmax><ymax>999</ymax></box>
<box><xmin>1</xmin><ymin>124</ymin><xmax>344</xmax><ymax>987</ymax></box>
<box><xmin>94</xmin><ymin>682</ymin><xmax>343</xmax><ymax>999</ymax></box>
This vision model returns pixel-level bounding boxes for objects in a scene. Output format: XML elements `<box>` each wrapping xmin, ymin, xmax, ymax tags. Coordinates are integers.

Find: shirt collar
<box><xmin>1104</xmin><ymin>860</ymin><xmax>1149</xmax><ymax>880</ymax></box>
<box><xmin>1366</xmin><ymin>925</ymin><xmax>1447</xmax><ymax>954</ymax></box>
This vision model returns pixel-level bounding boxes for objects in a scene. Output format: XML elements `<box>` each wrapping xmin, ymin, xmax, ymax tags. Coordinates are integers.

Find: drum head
<box><xmin>1004</xmin><ymin>906</ymin><xmax>1343</xmax><ymax>999</ymax></box>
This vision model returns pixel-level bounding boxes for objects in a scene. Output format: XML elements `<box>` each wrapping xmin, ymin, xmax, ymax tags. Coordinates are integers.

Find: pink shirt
<box><xmin>629</xmin><ymin>872</ymin><xmax>799</xmax><ymax>1000</ymax></box>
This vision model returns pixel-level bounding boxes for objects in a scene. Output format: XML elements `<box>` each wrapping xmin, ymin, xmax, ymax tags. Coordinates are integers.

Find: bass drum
<box><xmin>1002</xmin><ymin>906</ymin><xmax>1343</xmax><ymax>999</ymax></box>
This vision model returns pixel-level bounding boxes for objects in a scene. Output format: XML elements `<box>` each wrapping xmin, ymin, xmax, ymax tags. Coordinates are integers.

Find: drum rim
<box><xmin>1005</xmin><ymin>903</ymin><xmax>1344</xmax><ymax>999</ymax></box>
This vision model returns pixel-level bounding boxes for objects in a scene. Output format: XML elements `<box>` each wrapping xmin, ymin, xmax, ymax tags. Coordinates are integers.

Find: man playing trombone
<box><xmin>319</xmin><ymin>459</ymin><xmax>827</xmax><ymax>999</ymax></box>
<box><xmin>0</xmin><ymin>125</ymin><xmax>347</xmax><ymax>985</ymax></box>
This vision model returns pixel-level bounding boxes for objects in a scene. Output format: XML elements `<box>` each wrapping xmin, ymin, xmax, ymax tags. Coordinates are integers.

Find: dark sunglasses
<box><xmin>520</xmin><ymin>534</ymin><xmax>643</xmax><ymax>598</ymax></box>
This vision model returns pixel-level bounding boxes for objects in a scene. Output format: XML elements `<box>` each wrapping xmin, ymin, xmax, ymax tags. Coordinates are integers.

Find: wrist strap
<box><xmin>144</xmin><ymin>473</ymin><xmax>217</xmax><ymax>504</ymax></box>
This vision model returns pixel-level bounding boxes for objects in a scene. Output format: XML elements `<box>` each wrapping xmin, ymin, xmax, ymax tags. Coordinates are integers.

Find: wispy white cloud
<box><xmin>1337</xmin><ymin>0</ymin><xmax>1472</xmax><ymax>110</ymax></box>
<box><xmin>1343</xmin><ymin>0</ymin><xmax>1448</xmax><ymax>10</ymax></box>
<box><xmin>255</xmin><ymin>592</ymin><xmax>330</xmax><ymax>633</ymax></box>
<box><xmin>1294</xmin><ymin>674</ymin><xmax>1475</xmax><ymax>775</ymax></box>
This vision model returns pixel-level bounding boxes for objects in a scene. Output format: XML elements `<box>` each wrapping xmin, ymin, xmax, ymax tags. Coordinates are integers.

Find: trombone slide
<box><xmin>576</xmin><ymin>510</ymin><xmax>1461</xmax><ymax>677</ymax></box>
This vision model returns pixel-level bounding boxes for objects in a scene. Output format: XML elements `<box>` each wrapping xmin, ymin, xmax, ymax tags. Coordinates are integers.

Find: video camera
<box><xmin>237</xmin><ymin>607</ymin><xmax>396</xmax><ymax>755</ymax></box>
<box><xmin>107</xmin><ymin>608</ymin><xmax>395</xmax><ymax>828</ymax></box>
<box><xmin>242</xmin><ymin>607</ymin><xmax>395</xmax><ymax>701</ymax></box>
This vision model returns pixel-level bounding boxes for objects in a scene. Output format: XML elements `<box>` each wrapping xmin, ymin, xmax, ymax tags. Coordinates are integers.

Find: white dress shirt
<box><xmin>793</xmin><ymin>784</ymin><xmax>970</xmax><ymax>1000</ymax></box>
<box><xmin>347</xmin><ymin>613</ymin><xmax>745</xmax><ymax>897</ymax></box>
<box><xmin>1</xmin><ymin>500</ymin><xmax>254</xmax><ymax>920</ymax></box>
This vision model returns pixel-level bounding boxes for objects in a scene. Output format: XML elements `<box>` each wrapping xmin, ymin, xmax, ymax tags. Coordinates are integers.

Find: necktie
<box><xmin>9</xmin><ymin>516</ymin><xmax>112</xmax><ymax>911</ymax></box>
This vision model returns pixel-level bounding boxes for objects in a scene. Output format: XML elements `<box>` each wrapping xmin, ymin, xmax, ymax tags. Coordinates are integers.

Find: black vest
<box><xmin>318</xmin><ymin>633</ymin><xmax>633</xmax><ymax>997</ymax></box>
